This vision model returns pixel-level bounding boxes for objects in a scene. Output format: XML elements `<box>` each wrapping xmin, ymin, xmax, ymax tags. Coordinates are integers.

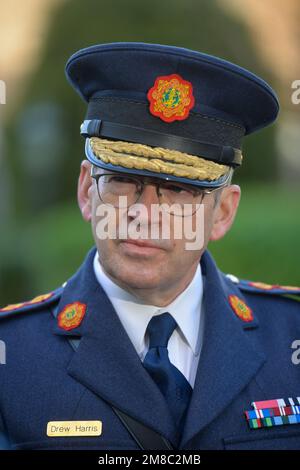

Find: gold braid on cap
<box><xmin>89</xmin><ymin>137</ymin><xmax>230</xmax><ymax>181</ymax></box>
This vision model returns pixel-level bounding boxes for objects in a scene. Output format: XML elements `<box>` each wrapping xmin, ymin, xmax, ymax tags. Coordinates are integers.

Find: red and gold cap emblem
<box><xmin>58</xmin><ymin>302</ymin><xmax>86</xmax><ymax>331</ymax></box>
<box><xmin>229</xmin><ymin>295</ymin><xmax>253</xmax><ymax>323</ymax></box>
<box><xmin>147</xmin><ymin>73</ymin><xmax>195</xmax><ymax>123</ymax></box>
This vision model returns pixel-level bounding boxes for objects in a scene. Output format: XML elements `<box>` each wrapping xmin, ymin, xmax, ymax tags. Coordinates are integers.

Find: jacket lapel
<box><xmin>181</xmin><ymin>251</ymin><xmax>266</xmax><ymax>447</ymax></box>
<box><xmin>52</xmin><ymin>248</ymin><xmax>177</xmax><ymax>446</ymax></box>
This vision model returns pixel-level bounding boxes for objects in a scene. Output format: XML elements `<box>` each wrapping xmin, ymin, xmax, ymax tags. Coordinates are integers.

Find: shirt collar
<box><xmin>93</xmin><ymin>252</ymin><xmax>203</xmax><ymax>357</ymax></box>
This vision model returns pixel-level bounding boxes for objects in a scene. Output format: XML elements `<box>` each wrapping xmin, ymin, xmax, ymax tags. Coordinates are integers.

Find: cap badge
<box><xmin>228</xmin><ymin>295</ymin><xmax>253</xmax><ymax>322</ymax></box>
<box><xmin>58</xmin><ymin>302</ymin><xmax>86</xmax><ymax>331</ymax></box>
<box><xmin>147</xmin><ymin>73</ymin><xmax>195</xmax><ymax>123</ymax></box>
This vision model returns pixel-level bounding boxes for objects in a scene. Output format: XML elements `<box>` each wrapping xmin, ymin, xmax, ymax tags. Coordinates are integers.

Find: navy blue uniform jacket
<box><xmin>0</xmin><ymin>247</ymin><xmax>300</xmax><ymax>450</ymax></box>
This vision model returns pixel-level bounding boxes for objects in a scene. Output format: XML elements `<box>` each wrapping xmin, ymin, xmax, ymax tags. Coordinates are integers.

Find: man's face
<box><xmin>78</xmin><ymin>161</ymin><xmax>240</xmax><ymax>304</ymax></box>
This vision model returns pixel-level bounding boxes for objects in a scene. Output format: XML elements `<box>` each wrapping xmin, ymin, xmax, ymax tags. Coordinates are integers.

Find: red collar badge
<box><xmin>229</xmin><ymin>295</ymin><xmax>253</xmax><ymax>323</ymax></box>
<box><xmin>58</xmin><ymin>302</ymin><xmax>86</xmax><ymax>331</ymax></box>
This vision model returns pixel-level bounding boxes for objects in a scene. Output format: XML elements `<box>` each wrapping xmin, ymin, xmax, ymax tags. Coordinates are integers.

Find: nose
<box><xmin>127</xmin><ymin>183</ymin><xmax>160</xmax><ymax>223</ymax></box>
<box><xmin>137</xmin><ymin>183</ymin><xmax>160</xmax><ymax>206</ymax></box>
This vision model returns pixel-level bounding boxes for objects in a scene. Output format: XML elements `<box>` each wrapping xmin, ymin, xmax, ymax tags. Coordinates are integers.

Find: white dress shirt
<box><xmin>93</xmin><ymin>253</ymin><xmax>204</xmax><ymax>387</ymax></box>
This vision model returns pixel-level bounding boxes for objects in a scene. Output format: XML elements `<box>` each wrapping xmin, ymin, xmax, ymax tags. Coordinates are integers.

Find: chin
<box><xmin>119</xmin><ymin>270</ymin><xmax>162</xmax><ymax>289</ymax></box>
<box><xmin>109</xmin><ymin>263</ymin><xmax>162</xmax><ymax>289</ymax></box>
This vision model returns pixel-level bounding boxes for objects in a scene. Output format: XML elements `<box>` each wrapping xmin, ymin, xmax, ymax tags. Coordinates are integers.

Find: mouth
<box><xmin>119</xmin><ymin>239</ymin><xmax>166</xmax><ymax>256</ymax></box>
<box><xmin>123</xmin><ymin>239</ymin><xmax>162</xmax><ymax>248</ymax></box>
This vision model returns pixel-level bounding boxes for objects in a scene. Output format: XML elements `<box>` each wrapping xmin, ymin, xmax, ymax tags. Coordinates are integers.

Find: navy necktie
<box><xmin>143</xmin><ymin>312</ymin><xmax>192</xmax><ymax>432</ymax></box>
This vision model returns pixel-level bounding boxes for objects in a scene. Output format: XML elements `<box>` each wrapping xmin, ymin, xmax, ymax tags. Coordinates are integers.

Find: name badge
<box><xmin>47</xmin><ymin>420</ymin><xmax>102</xmax><ymax>437</ymax></box>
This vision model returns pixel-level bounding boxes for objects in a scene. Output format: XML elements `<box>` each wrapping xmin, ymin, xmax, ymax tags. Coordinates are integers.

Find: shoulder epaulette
<box><xmin>0</xmin><ymin>287</ymin><xmax>63</xmax><ymax>319</ymax></box>
<box><xmin>226</xmin><ymin>274</ymin><xmax>300</xmax><ymax>298</ymax></box>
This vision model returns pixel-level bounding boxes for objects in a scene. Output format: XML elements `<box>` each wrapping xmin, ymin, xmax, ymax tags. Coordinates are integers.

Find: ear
<box><xmin>209</xmin><ymin>185</ymin><xmax>241</xmax><ymax>241</ymax></box>
<box><xmin>77</xmin><ymin>160</ymin><xmax>93</xmax><ymax>222</ymax></box>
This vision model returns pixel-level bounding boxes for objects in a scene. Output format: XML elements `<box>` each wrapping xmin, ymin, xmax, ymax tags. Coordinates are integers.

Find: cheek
<box><xmin>91</xmin><ymin>199</ymin><xmax>109</xmax><ymax>243</ymax></box>
<box><xmin>171</xmin><ymin>206</ymin><xmax>213</xmax><ymax>248</ymax></box>
<box><xmin>88</xmin><ymin>182</ymin><xmax>96</xmax><ymax>198</ymax></box>
<box><xmin>92</xmin><ymin>205</ymin><xmax>131</xmax><ymax>257</ymax></box>
<box><xmin>203</xmin><ymin>204</ymin><xmax>215</xmax><ymax>240</ymax></box>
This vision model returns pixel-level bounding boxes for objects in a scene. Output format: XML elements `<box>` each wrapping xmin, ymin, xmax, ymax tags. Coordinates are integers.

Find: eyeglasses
<box><xmin>90</xmin><ymin>167</ymin><xmax>227</xmax><ymax>216</ymax></box>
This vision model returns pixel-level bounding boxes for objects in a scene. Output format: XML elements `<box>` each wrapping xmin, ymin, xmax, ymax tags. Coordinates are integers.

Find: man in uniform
<box><xmin>0</xmin><ymin>43</ymin><xmax>300</xmax><ymax>450</ymax></box>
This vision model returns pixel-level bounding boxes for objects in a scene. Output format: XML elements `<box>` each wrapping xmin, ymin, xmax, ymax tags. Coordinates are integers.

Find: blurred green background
<box><xmin>0</xmin><ymin>0</ymin><xmax>299</xmax><ymax>305</ymax></box>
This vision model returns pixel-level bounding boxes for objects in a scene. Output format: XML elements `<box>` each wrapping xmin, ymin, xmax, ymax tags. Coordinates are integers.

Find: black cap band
<box><xmin>80</xmin><ymin>119</ymin><xmax>242</xmax><ymax>167</ymax></box>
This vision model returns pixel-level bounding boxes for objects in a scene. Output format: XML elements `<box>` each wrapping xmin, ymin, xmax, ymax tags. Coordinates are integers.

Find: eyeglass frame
<box><xmin>90</xmin><ymin>165</ymin><xmax>231</xmax><ymax>215</ymax></box>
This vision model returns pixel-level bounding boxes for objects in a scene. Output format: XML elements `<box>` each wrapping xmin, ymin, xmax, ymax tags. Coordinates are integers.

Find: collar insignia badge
<box><xmin>228</xmin><ymin>295</ymin><xmax>253</xmax><ymax>322</ymax></box>
<box><xmin>57</xmin><ymin>302</ymin><xmax>86</xmax><ymax>331</ymax></box>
